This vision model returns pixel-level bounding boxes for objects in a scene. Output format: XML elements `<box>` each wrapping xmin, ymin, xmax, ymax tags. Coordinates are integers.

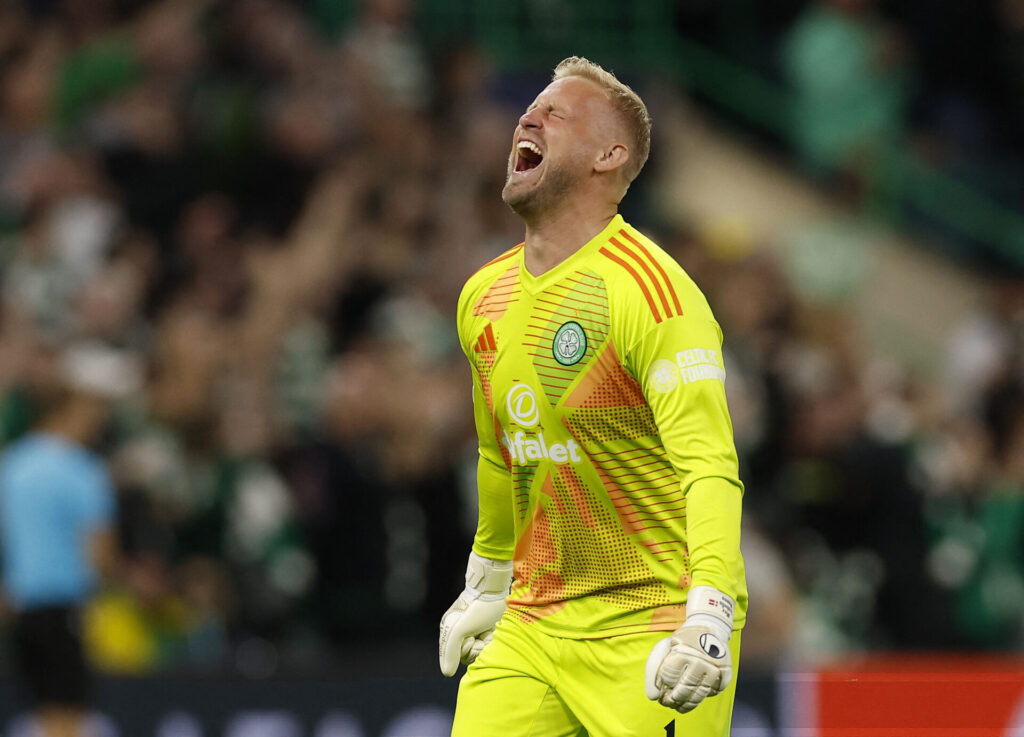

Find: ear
<box><xmin>594</xmin><ymin>143</ymin><xmax>629</xmax><ymax>175</ymax></box>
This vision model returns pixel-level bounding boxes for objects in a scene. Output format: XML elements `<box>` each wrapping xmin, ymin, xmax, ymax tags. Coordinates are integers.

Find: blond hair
<box><xmin>552</xmin><ymin>56</ymin><xmax>651</xmax><ymax>184</ymax></box>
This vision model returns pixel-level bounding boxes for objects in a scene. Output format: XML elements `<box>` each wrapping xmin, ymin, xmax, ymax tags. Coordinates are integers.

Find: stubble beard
<box><xmin>502</xmin><ymin>161</ymin><xmax>579</xmax><ymax>223</ymax></box>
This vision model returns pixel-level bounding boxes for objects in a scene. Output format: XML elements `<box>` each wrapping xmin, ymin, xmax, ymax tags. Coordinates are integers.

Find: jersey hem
<box><xmin>507</xmin><ymin>607</ymin><xmax>748</xmax><ymax>639</ymax></box>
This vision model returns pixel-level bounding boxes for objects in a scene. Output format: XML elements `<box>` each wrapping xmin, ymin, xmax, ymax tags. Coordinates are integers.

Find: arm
<box><xmin>469</xmin><ymin>375</ymin><xmax>515</xmax><ymax>561</ymax></box>
<box><xmin>686</xmin><ymin>476</ymin><xmax>743</xmax><ymax>599</ymax></box>
<box><xmin>81</xmin><ymin>463</ymin><xmax>122</xmax><ymax>588</ymax></box>
<box><xmin>625</xmin><ymin>313</ymin><xmax>744</xmax><ymax>711</ymax></box>
<box><xmin>88</xmin><ymin>527</ymin><xmax>121</xmax><ymax>584</ymax></box>
<box><xmin>626</xmin><ymin>314</ymin><xmax>745</xmax><ymax>603</ymax></box>
<box><xmin>439</xmin><ymin>327</ymin><xmax>516</xmax><ymax>676</ymax></box>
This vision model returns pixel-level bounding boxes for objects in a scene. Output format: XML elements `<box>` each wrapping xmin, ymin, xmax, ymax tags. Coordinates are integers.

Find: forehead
<box><xmin>530</xmin><ymin>75</ymin><xmax>608</xmax><ymax>111</ymax></box>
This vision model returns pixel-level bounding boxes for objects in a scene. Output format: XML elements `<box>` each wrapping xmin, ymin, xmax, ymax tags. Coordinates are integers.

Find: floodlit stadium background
<box><xmin>1</xmin><ymin>0</ymin><xmax>1023</xmax><ymax>734</ymax></box>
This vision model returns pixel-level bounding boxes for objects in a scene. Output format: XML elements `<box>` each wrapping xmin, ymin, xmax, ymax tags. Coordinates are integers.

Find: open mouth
<box><xmin>514</xmin><ymin>140</ymin><xmax>544</xmax><ymax>173</ymax></box>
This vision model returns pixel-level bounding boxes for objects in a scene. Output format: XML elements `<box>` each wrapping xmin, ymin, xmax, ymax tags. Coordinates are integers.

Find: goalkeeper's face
<box><xmin>502</xmin><ymin>76</ymin><xmax>616</xmax><ymax>219</ymax></box>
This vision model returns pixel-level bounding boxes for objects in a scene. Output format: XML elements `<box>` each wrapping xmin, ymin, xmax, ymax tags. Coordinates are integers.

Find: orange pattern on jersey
<box><xmin>597</xmin><ymin>465</ymin><xmax>651</xmax><ymax>538</ymax></box>
<box><xmin>596</xmin><ymin>463</ymin><xmax>690</xmax><ymax>570</ymax></box>
<box><xmin>559</xmin><ymin>463</ymin><xmax>597</xmax><ymax>530</ymax></box>
<box><xmin>475</xmin><ymin>350</ymin><xmax>496</xmax><ymax>408</ymax></box>
<box><xmin>552</xmin><ymin>463</ymin><xmax>670</xmax><ymax>613</ymax></box>
<box><xmin>510</xmin><ymin>474</ymin><xmax>566</xmax><ymax>620</ymax></box>
<box><xmin>471</xmin><ymin>243</ymin><xmax>522</xmax><ymax>277</ymax></box>
<box><xmin>474</xmin><ymin>350</ymin><xmax>512</xmax><ymax>470</ymax></box>
<box><xmin>559</xmin><ymin>336</ymin><xmax>690</xmax><ymax>576</ymax></box>
<box><xmin>509</xmin><ymin>461</ymin><xmax>671</xmax><ymax>624</ymax></box>
<box><xmin>563</xmin><ymin>340</ymin><xmax>646</xmax><ymax>410</ymax></box>
<box><xmin>648</xmin><ymin>603</ymin><xmax>688</xmax><ymax>632</ymax></box>
<box><xmin>472</xmin><ymin>263</ymin><xmax>520</xmax><ymax>321</ymax></box>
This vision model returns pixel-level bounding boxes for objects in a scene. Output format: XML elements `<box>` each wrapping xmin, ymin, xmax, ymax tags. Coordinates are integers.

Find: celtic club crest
<box><xmin>552</xmin><ymin>321</ymin><xmax>587</xmax><ymax>366</ymax></box>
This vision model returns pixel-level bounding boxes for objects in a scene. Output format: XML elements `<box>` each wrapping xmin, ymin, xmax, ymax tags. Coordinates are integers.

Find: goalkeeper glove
<box><xmin>438</xmin><ymin>552</ymin><xmax>513</xmax><ymax>677</ymax></box>
<box><xmin>644</xmin><ymin>585</ymin><xmax>735</xmax><ymax>713</ymax></box>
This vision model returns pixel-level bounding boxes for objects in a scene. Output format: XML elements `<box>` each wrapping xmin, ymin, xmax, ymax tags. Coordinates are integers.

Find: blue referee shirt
<box><xmin>0</xmin><ymin>432</ymin><xmax>115</xmax><ymax>609</ymax></box>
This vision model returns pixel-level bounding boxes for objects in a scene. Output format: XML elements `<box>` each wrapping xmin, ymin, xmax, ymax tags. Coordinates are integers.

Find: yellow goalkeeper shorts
<box><xmin>451</xmin><ymin>614</ymin><xmax>741</xmax><ymax>737</ymax></box>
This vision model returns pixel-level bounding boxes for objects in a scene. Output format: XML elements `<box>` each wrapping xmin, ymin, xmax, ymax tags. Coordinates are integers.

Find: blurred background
<box><xmin>0</xmin><ymin>0</ymin><xmax>1022</xmax><ymax>734</ymax></box>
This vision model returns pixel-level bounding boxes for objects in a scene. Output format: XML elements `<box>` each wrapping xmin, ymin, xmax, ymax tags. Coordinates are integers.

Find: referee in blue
<box><xmin>0</xmin><ymin>344</ymin><xmax>135</xmax><ymax>737</ymax></box>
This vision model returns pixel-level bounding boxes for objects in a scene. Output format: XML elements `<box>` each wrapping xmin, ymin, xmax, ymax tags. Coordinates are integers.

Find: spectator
<box><xmin>781</xmin><ymin>0</ymin><xmax>910</xmax><ymax>178</ymax></box>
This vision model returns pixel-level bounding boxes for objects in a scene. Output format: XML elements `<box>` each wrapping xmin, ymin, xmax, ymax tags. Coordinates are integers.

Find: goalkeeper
<box><xmin>441</xmin><ymin>56</ymin><xmax>747</xmax><ymax>737</ymax></box>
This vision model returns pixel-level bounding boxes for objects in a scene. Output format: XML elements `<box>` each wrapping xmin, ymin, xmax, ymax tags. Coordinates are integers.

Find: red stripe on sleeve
<box><xmin>609</xmin><ymin>236</ymin><xmax>674</xmax><ymax>318</ymax></box>
<box><xmin>599</xmin><ymin>246</ymin><xmax>663</xmax><ymax>323</ymax></box>
<box><xmin>619</xmin><ymin>230</ymin><xmax>683</xmax><ymax>316</ymax></box>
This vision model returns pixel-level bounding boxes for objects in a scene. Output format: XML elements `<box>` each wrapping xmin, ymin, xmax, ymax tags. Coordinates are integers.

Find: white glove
<box><xmin>439</xmin><ymin>552</ymin><xmax>513</xmax><ymax>677</ymax></box>
<box><xmin>645</xmin><ymin>585</ymin><xmax>734</xmax><ymax>713</ymax></box>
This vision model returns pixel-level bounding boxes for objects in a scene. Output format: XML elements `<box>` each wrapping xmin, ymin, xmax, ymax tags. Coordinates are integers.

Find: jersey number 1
<box><xmin>664</xmin><ymin>721</ymin><xmax>675</xmax><ymax>737</ymax></box>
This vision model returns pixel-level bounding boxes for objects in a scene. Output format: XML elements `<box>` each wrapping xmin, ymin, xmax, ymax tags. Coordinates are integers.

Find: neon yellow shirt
<box><xmin>458</xmin><ymin>214</ymin><xmax>747</xmax><ymax>638</ymax></box>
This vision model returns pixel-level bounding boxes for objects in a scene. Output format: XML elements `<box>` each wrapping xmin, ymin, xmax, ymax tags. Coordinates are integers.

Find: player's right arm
<box><xmin>439</xmin><ymin>280</ymin><xmax>516</xmax><ymax>677</ymax></box>
<box><xmin>467</xmin><ymin>364</ymin><xmax>515</xmax><ymax>561</ymax></box>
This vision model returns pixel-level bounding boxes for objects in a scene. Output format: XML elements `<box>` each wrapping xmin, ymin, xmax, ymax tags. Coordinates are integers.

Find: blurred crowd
<box><xmin>0</xmin><ymin>0</ymin><xmax>1020</xmax><ymax>678</ymax></box>
<box><xmin>0</xmin><ymin>0</ymin><xmax>516</xmax><ymax>676</ymax></box>
<box><xmin>679</xmin><ymin>0</ymin><xmax>1024</xmax><ymax>661</ymax></box>
<box><xmin>679</xmin><ymin>233</ymin><xmax>1024</xmax><ymax>663</ymax></box>
<box><xmin>681</xmin><ymin>0</ymin><xmax>1024</xmax><ymax>268</ymax></box>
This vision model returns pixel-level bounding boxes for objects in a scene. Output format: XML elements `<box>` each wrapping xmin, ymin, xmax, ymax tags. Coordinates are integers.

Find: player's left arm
<box><xmin>624</xmin><ymin>308</ymin><xmax>744</xmax><ymax>712</ymax></box>
<box><xmin>625</xmin><ymin>311</ymin><xmax>744</xmax><ymax>597</ymax></box>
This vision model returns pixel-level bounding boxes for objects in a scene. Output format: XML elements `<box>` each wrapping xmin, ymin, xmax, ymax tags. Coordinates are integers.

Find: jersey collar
<box><xmin>517</xmin><ymin>214</ymin><xmax>625</xmax><ymax>295</ymax></box>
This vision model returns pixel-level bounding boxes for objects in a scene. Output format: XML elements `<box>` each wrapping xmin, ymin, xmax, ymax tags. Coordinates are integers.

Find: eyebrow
<box><xmin>525</xmin><ymin>101</ymin><xmax>568</xmax><ymax>115</ymax></box>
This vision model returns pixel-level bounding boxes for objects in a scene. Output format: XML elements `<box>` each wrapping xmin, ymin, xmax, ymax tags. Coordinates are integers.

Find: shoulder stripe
<box><xmin>599</xmin><ymin>246</ymin><xmax>663</xmax><ymax>322</ymax></box>
<box><xmin>471</xmin><ymin>243</ymin><xmax>523</xmax><ymax>278</ymax></box>
<box><xmin>619</xmin><ymin>230</ymin><xmax>683</xmax><ymax>316</ymax></box>
<box><xmin>608</xmin><ymin>235</ymin><xmax>675</xmax><ymax>319</ymax></box>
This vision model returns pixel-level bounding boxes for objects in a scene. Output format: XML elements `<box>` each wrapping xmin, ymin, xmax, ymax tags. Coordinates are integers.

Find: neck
<box><xmin>39</xmin><ymin>399</ymin><xmax>102</xmax><ymax>447</ymax></box>
<box><xmin>40</xmin><ymin>419</ymin><xmax>88</xmax><ymax>446</ymax></box>
<box><xmin>521</xmin><ymin>198</ymin><xmax>618</xmax><ymax>276</ymax></box>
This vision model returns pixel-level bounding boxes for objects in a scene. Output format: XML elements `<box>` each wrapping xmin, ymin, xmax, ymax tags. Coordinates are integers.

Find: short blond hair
<box><xmin>552</xmin><ymin>56</ymin><xmax>651</xmax><ymax>184</ymax></box>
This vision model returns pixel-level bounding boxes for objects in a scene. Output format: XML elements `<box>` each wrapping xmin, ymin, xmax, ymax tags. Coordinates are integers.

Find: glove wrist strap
<box><xmin>685</xmin><ymin>585</ymin><xmax>735</xmax><ymax>639</ymax></box>
<box><xmin>465</xmin><ymin>552</ymin><xmax>514</xmax><ymax>600</ymax></box>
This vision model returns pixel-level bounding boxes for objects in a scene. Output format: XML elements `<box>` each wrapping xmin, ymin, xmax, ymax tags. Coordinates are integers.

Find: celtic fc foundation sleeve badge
<box><xmin>552</xmin><ymin>321</ymin><xmax>587</xmax><ymax>366</ymax></box>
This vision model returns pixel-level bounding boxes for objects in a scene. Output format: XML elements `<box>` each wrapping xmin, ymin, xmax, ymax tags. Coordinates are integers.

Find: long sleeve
<box><xmin>685</xmin><ymin>476</ymin><xmax>743</xmax><ymax>600</ymax></box>
<box><xmin>624</xmin><ymin>312</ymin><xmax>745</xmax><ymax>603</ymax></box>
<box><xmin>467</xmin><ymin>358</ymin><xmax>515</xmax><ymax>561</ymax></box>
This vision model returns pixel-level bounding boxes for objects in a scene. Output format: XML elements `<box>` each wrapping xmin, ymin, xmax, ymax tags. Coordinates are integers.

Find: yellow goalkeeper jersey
<box><xmin>457</xmin><ymin>214</ymin><xmax>747</xmax><ymax>638</ymax></box>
